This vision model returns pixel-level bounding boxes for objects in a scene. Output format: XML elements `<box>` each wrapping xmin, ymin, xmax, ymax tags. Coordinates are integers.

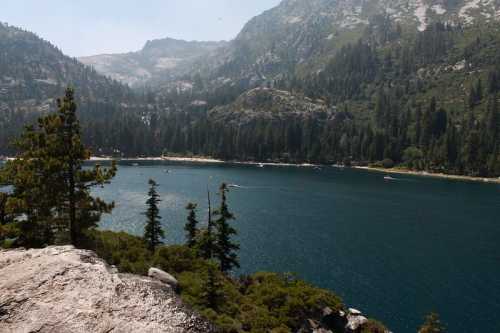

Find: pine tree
<box><xmin>0</xmin><ymin>87</ymin><xmax>116</xmax><ymax>247</ymax></box>
<box><xmin>0</xmin><ymin>192</ymin><xmax>8</xmax><ymax>226</ymax></box>
<box><xmin>199</xmin><ymin>189</ymin><xmax>216</xmax><ymax>259</ymax></box>
<box><xmin>0</xmin><ymin>192</ymin><xmax>12</xmax><ymax>241</ymax></box>
<box><xmin>143</xmin><ymin>179</ymin><xmax>164</xmax><ymax>252</ymax></box>
<box><xmin>214</xmin><ymin>183</ymin><xmax>240</xmax><ymax>273</ymax></box>
<box><xmin>184</xmin><ymin>202</ymin><xmax>199</xmax><ymax>248</ymax></box>
<box><xmin>418</xmin><ymin>313</ymin><xmax>445</xmax><ymax>333</ymax></box>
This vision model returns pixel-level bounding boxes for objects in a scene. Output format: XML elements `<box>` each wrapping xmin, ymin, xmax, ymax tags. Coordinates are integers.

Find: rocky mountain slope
<box><xmin>83</xmin><ymin>0</ymin><xmax>500</xmax><ymax>92</ymax></box>
<box><xmin>0</xmin><ymin>246</ymin><xmax>213</xmax><ymax>333</ymax></box>
<box><xmin>199</xmin><ymin>0</ymin><xmax>500</xmax><ymax>89</ymax></box>
<box><xmin>0</xmin><ymin>22</ymin><xmax>131</xmax><ymax>104</ymax></box>
<box><xmin>0</xmin><ymin>22</ymin><xmax>148</xmax><ymax>155</ymax></box>
<box><xmin>79</xmin><ymin>38</ymin><xmax>227</xmax><ymax>87</ymax></box>
<box><xmin>209</xmin><ymin>87</ymin><xmax>334</xmax><ymax>123</ymax></box>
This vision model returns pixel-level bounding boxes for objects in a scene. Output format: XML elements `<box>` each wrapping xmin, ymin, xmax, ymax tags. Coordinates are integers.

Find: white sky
<box><xmin>1</xmin><ymin>0</ymin><xmax>282</xmax><ymax>57</ymax></box>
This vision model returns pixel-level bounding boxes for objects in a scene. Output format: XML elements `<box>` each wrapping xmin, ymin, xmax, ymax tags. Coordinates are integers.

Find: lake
<box><xmin>91</xmin><ymin>160</ymin><xmax>500</xmax><ymax>333</ymax></box>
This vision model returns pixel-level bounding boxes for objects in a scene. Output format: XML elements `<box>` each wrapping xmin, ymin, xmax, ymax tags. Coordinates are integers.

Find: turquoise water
<box><xmin>92</xmin><ymin>161</ymin><xmax>500</xmax><ymax>333</ymax></box>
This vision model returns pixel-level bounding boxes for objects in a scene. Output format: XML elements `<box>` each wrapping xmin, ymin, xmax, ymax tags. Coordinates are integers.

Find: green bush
<box><xmin>361</xmin><ymin>319</ymin><xmax>389</xmax><ymax>333</ymax></box>
<box><xmin>153</xmin><ymin>245</ymin><xmax>204</xmax><ymax>275</ymax></box>
<box><xmin>381</xmin><ymin>158</ymin><xmax>395</xmax><ymax>169</ymax></box>
<box><xmin>83</xmin><ymin>230</ymin><xmax>152</xmax><ymax>274</ymax></box>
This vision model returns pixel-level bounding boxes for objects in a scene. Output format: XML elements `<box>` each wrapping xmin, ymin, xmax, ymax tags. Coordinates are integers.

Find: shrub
<box><xmin>361</xmin><ymin>319</ymin><xmax>389</xmax><ymax>333</ymax></box>
<box><xmin>381</xmin><ymin>158</ymin><xmax>395</xmax><ymax>169</ymax></box>
<box><xmin>82</xmin><ymin>230</ymin><xmax>152</xmax><ymax>274</ymax></box>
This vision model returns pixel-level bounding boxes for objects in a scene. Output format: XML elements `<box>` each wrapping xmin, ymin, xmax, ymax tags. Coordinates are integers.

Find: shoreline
<box><xmin>6</xmin><ymin>156</ymin><xmax>500</xmax><ymax>184</ymax></box>
<box><xmin>89</xmin><ymin>156</ymin><xmax>320</xmax><ymax>168</ymax></box>
<box><xmin>354</xmin><ymin>166</ymin><xmax>500</xmax><ymax>184</ymax></box>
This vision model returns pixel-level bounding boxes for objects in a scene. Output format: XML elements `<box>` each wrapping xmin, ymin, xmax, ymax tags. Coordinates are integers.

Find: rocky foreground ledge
<box><xmin>0</xmin><ymin>246</ymin><xmax>213</xmax><ymax>333</ymax></box>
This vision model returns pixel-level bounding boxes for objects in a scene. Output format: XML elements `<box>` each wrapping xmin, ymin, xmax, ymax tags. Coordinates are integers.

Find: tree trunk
<box><xmin>69</xmin><ymin>160</ymin><xmax>76</xmax><ymax>244</ymax></box>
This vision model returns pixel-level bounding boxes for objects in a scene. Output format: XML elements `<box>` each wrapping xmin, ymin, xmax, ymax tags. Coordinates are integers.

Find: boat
<box><xmin>257</xmin><ymin>163</ymin><xmax>265</xmax><ymax>168</ymax></box>
<box><xmin>132</xmin><ymin>163</ymin><xmax>139</xmax><ymax>166</ymax></box>
<box><xmin>384</xmin><ymin>175</ymin><xmax>397</xmax><ymax>181</ymax></box>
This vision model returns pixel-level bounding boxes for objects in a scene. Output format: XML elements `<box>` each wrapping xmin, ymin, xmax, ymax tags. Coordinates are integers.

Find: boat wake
<box><xmin>228</xmin><ymin>184</ymin><xmax>244</xmax><ymax>189</ymax></box>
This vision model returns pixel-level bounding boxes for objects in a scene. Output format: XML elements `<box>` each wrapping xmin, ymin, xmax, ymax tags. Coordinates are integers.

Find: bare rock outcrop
<box><xmin>0</xmin><ymin>246</ymin><xmax>213</xmax><ymax>333</ymax></box>
<box><xmin>149</xmin><ymin>267</ymin><xmax>179</xmax><ymax>290</ymax></box>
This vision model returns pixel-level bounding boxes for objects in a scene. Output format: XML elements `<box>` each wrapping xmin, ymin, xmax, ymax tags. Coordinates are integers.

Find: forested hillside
<box><xmin>81</xmin><ymin>21</ymin><xmax>500</xmax><ymax>176</ymax></box>
<box><xmin>1</xmin><ymin>0</ymin><xmax>500</xmax><ymax>177</ymax></box>
<box><xmin>0</xmin><ymin>22</ymin><xmax>145</xmax><ymax>155</ymax></box>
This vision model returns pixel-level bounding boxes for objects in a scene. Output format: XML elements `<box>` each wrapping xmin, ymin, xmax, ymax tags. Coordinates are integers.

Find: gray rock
<box><xmin>346</xmin><ymin>314</ymin><xmax>369</xmax><ymax>332</ymax></box>
<box><xmin>348</xmin><ymin>308</ymin><xmax>362</xmax><ymax>316</ymax></box>
<box><xmin>0</xmin><ymin>246</ymin><xmax>213</xmax><ymax>333</ymax></box>
<box><xmin>148</xmin><ymin>267</ymin><xmax>179</xmax><ymax>289</ymax></box>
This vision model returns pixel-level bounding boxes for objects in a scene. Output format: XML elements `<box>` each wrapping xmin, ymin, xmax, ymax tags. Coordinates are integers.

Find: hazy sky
<box><xmin>2</xmin><ymin>0</ymin><xmax>281</xmax><ymax>57</ymax></box>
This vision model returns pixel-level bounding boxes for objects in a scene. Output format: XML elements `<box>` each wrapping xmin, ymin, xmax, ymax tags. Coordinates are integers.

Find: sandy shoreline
<box><xmin>5</xmin><ymin>156</ymin><xmax>499</xmax><ymax>184</ymax></box>
<box><xmin>354</xmin><ymin>166</ymin><xmax>500</xmax><ymax>184</ymax></box>
<box><xmin>89</xmin><ymin>156</ymin><xmax>319</xmax><ymax>168</ymax></box>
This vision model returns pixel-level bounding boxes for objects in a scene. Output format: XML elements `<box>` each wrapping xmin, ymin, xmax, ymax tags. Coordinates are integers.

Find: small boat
<box><xmin>132</xmin><ymin>163</ymin><xmax>139</xmax><ymax>167</ymax></box>
<box><xmin>257</xmin><ymin>163</ymin><xmax>265</xmax><ymax>168</ymax></box>
<box><xmin>228</xmin><ymin>184</ymin><xmax>242</xmax><ymax>189</ymax></box>
<box><xmin>384</xmin><ymin>175</ymin><xmax>397</xmax><ymax>181</ymax></box>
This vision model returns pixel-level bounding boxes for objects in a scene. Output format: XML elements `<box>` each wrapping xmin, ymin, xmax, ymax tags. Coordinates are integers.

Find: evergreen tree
<box><xmin>0</xmin><ymin>88</ymin><xmax>116</xmax><ymax>247</ymax></box>
<box><xmin>0</xmin><ymin>192</ymin><xmax>8</xmax><ymax>226</ymax></box>
<box><xmin>143</xmin><ymin>179</ymin><xmax>164</xmax><ymax>252</ymax></box>
<box><xmin>0</xmin><ymin>192</ymin><xmax>13</xmax><ymax>241</ymax></box>
<box><xmin>184</xmin><ymin>202</ymin><xmax>199</xmax><ymax>248</ymax></box>
<box><xmin>418</xmin><ymin>313</ymin><xmax>445</xmax><ymax>333</ymax></box>
<box><xmin>198</xmin><ymin>189</ymin><xmax>216</xmax><ymax>259</ymax></box>
<box><xmin>214</xmin><ymin>183</ymin><xmax>240</xmax><ymax>273</ymax></box>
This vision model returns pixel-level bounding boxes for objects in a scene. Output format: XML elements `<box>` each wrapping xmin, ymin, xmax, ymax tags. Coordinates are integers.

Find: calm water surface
<box><xmin>92</xmin><ymin>161</ymin><xmax>500</xmax><ymax>333</ymax></box>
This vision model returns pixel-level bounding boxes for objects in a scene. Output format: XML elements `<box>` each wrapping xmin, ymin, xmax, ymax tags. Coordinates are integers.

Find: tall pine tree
<box><xmin>143</xmin><ymin>179</ymin><xmax>164</xmax><ymax>252</ymax></box>
<box><xmin>214</xmin><ymin>183</ymin><xmax>239</xmax><ymax>273</ymax></box>
<box><xmin>0</xmin><ymin>87</ymin><xmax>116</xmax><ymax>247</ymax></box>
<box><xmin>198</xmin><ymin>189</ymin><xmax>217</xmax><ymax>259</ymax></box>
<box><xmin>185</xmin><ymin>202</ymin><xmax>199</xmax><ymax>248</ymax></box>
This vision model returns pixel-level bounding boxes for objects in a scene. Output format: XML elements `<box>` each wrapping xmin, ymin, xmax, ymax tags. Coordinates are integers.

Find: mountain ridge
<box><xmin>80</xmin><ymin>0</ymin><xmax>500</xmax><ymax>91</ymax></box>
<box><xmin>79</xmin><ymin>37</ymin><xmax>227</xmax><ymax>87</ymax></box>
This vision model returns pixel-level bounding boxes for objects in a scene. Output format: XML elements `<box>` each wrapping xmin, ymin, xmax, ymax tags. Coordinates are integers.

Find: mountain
<box><xmin>1</xmin><ymin>0</ymin><xmax>499</xmax><ymax>176</ymax></box>
<box><xmin>144</xmin><ymin>0</ymin><xmax>498</xmax><ymax>176</ymax></box>
<box><xmin>79</xmin><ymin>38</ymin><xmax>227</xmax><ymax>87</ymax></box>
<box><xmin>0</xmin><ymin>22</ymin><xmax>132</xmax><ymax>103</ymax></box>
<box><xmin>79</xmin><ymin>0</ymin><xmax>500</xmax><ymax>94</ymax></box>
<box><xmin>0</xmin><ymin>22</ymin><xmax>147</xmax><ymax>155</ymax></box>
<box><xmin>152</xmin><ymin>0</ymin><xmax>500</xmax><ymax>93</ymax></box>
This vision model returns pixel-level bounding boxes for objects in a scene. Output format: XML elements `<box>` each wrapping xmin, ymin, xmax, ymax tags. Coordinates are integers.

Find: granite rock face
<box><xmin>0</xmin><ymin>246</ymin><xmax>213</xmax><ymax>333</ymax></box>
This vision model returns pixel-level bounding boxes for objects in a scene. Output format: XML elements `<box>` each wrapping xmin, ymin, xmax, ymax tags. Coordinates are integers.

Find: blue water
<box><xmin>92</xmin><ymin>161</ymin><xmax>500</xmax><ymax>333</ymax></box>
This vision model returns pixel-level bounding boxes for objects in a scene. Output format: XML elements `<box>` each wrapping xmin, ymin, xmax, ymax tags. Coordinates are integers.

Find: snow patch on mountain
<box><xmin>431</xmin><ymin>4</ymin><xmax>447</xmax><ymax>15</ymax></box>
<box><xmin>286</xmin><ymin>16</ymin><xmax>303</xmax><ymax>24</ymax></box>
<box><xmin>415</xmin><ymin>0</ymin><xmax>429</xmax><ymax>31</ymax></box>
<box><xmin>459</xmin><ymin>0</ymin><xmax>481</xmax><ymax>23</ymax></box>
